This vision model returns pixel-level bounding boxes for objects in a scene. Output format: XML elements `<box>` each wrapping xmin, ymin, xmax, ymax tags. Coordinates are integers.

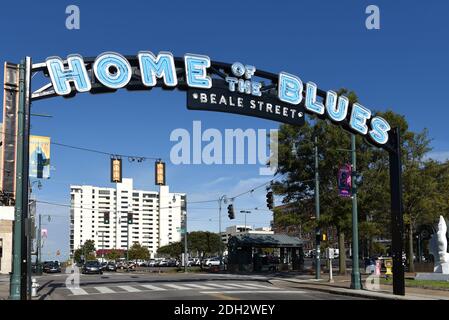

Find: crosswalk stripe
<box><xmin>241</xmin><ymin>282</ymin><xmax>277</xmax><ymax>289</ymax></box>
<box><xmin>225</xmin><ymin>283</ymin><xmax>255</xmax><ymax>289</ymax></box>
<box><xmin>117</xmin><ymin>285</ymin><xmax>141</xmax><ymax>292</ymax></box>
<box><xmin>94</xmin><ymin>286</ymin><xmax>115</xmax><ymax>294</ymax></box>
<box><xmin>68</xmin><ymin>287</ymin><xmax>89</xmax><ymax>295</ymax></box>
<box><xmin>183</xmin><ymin>283</ymin><xmax>218</xmax><ymax>290</ymax></box>
<box><xmin>164</xmin><ymin>284</ymin><xmax>191</xmax><ymax>290</ymax></box>
<box><xmin>204</xmin><ymin>283</ymin><xmax>238</xmax><ymax>289</ymax></box>
<box><xmin>140</xmin><ymin>284</ymin><xmax>167</xmax><ymax>291</ymax></box>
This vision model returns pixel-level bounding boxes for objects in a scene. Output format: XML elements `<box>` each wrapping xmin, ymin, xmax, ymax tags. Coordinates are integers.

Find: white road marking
<box><xmin>68</xmin><ymin>287</ymin><xmax>89</xmax><ymax>295</ymax></box>
<box><xmin>140</xmin><ymin>284</ymin><xmax>167</xmax><ymax>291</ymax></box>
<box><xmin>183</xmin><ymin>283</ymin><xmax>219</xmax><ymax>290</ymax></box>
<box><xmin>164</xmin><ymin>284</ymin><xmax>191</xmax><ymax>290</ymax></box>
<box><xmin>94</xmin><ymin>286</ymin><xmax>115</xmax><ymax>294</ymax></box>
<box><xmin>204</xmin><ymin>283</ymin><xmax>240</xmax><ymax>289</ymax></box>
<box><xmin>201</xmin><ymin>290</ymin><xmax>306</xmax><ymax>294</ymax></box>
<box><xmin>117</xmin><ymin>285</ymin><xmax>140</xmax><ymax>292</ymax></box>
<box><xmin>241</xmin><ymin>282</ymin><xmax>278</xmax><ymax>289</ymax></box>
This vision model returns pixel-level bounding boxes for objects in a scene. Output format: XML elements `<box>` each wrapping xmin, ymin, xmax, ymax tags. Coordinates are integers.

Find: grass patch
<box><xmin>381</xmin><ymin>278</ymin><xmax>449</xmax><ymax>290</ymax></box>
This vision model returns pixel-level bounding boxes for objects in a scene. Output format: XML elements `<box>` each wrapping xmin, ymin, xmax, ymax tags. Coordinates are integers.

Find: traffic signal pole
<box><xmin>350</xmin><ymin>134</ymin><xmax>361</xmax><ymax>290</ymax></box>
<box><xmin>388</xmin><ymin>128</ymin><xmax>405</xmax><ymax>295</ymax></box>
<box><xmin>9</xmin><ymin>57</ymin><xmax>32</xmax><ymax>300</ymax></box>
<box><xmin>314</xmin><ymin>136</ymin><xmax>321</xmax><ymax>280</ymax></box>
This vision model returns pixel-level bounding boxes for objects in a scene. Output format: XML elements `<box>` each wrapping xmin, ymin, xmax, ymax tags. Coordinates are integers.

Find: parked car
<box><xmin>167</xmin><ymin>259</ymin><xmax>178</xmax><ymax>267</ymax></box>
<box><xmin>158</xmin><ymin>259</ymin><xmax>168</xmax><ymax>267</ymax></box>
<box><xmin>106</xmin><ymin>262</ymin><xmax>117</xmax><ymax>272</ymax></box>
<box><xmin>100</xmin><ymin>262</ymin><xmax>108</xmax><ymax>271</ymax></box>
<box><xmin>204</xmin><ymin>257</ymin><xmax>221</xmax><ymax>267</ymax></box>
<box><xmin>43</xmin><ymin>261</ymin><xmax>61</xmax><ymax>273</ymax></box>
<box><xmin>82</xmin><ymin>260</ymin><xmax>103</xmax><ymax>275</ymax></box>
<box><xmin>148</xmin><ymin>259</ymin><xmax>157</xmax><ymax>267</ymax></box>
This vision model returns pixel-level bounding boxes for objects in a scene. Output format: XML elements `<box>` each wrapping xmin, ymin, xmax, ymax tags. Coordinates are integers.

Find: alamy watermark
<box><xmin>66</xmin><ymin>5</ymin><xmax>80</xmax><ymax>30</ymax></box>
<box><xmin>169</xmin><ymin>121</ymin><xmax>278</xmax><ymax>176</ymax></box>
<box><xmin>365</xmin><ymin>5</ymin><xmax>380</xmax><ymax>30</ymax></box>
<box><xmin>65</xmin><ymin>264</ymin><xmax>81</xmax><ymax>290</ymax></box>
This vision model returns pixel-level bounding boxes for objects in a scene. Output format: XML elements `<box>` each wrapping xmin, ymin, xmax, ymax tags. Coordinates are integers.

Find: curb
<box><xmin>268</xmin><ymin>279</ymin><xmax>406</xmax><ymax>300</ymax></box>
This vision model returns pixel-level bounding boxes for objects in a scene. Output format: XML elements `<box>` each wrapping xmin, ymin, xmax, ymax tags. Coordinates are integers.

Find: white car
<box><xmin>204</xmin><ymin>258</ymin><xmax>221</xmax><ymax>267</ymax></box>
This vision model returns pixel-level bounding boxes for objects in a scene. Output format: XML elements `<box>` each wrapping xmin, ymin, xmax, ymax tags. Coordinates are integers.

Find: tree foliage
<box><xmin>272</xmin><ymin>89</ymin><xmax>448</xmax><ymax>272</ymax></box>
<box><xmin>128</xmin><ymin>242</ymin><xmax>150</xmax><ymax>261</ymax></box>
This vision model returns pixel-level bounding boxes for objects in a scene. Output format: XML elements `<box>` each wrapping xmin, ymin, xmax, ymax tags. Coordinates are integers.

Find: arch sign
<box><xmin>5</xmin><ymin>51</ymin><xmax>404</xmax><ymax>299</ymax></box>
<box><xmin>34</xmin><ymin>51</ymin><xmax>392</xmax><ymax>149</ymax></box>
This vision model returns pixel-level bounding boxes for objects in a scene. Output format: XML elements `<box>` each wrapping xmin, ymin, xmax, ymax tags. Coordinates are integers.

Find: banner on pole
<box><xmin>29</xmin><ymin>135</ymin><xmax>51</xmax><ymax>179</ymax></box>
<box><xmin>338</xmin><ymin>164</ymin><xmax>352</xmax><ymax>198</ymax></box>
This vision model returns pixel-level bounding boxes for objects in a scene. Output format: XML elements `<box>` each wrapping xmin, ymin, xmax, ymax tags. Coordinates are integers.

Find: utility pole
<box><xmin>184</xmin><ymin>208</ymin><xmax>188</xmax><ymax>273</ymax></box>
<box><xmin>240</xmin><ymin>211</ymin><xmax>251</xmax><ymax>232</ymax></box>
<box><xmin>126</xmin><ymin>217</ymin><xmax>130</xmax><ymax>272</ymax></box>
<box><xmin>36</xmin><ymin>214</ymin><xmax>42</xmax><ymax>274</ymax></box>
<box><xmin>350</xmin><ymin>134</ymin><xmax>361</xmax><ymax>290</ymax></box>
<box><xmin>314</xmin><ymin>136</ymin><xmax>321</xmax><ymax>280</ymax></box>
<box><xmin>218</xmin><ymin>195</ymin><xmax>227</xmax><ymax>268</ymax></box>
<box><xmin>9</xmin><ymin>57</ymin><xmax>31</xmax><ymax>300</ymax></box>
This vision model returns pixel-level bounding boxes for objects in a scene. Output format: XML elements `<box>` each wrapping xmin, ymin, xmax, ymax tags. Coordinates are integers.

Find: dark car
<box><xmin>43</xmin><ymin>261</ymin><xmax>61</xmax><ymax>273</ymax></box>
<box><xmin>106</xmin><ymin>262</ymin><xmax>117</xmax><ymax>272</ymax></box>
<box><xmin>100</xmin><ymin>262</ymin><xmax>108</xmax><ymax>271</ymax></box>
<box><xmin>82</xmin><ymin>260</ymin><xmax>103</xmax><ymax>275</ymax></box>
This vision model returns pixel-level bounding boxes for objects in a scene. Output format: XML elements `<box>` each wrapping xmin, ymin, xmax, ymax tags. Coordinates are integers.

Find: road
<box><xmin>33</xmin><ymin>271</ymin><xmax>368</xmax><ymax>300</ymax></box>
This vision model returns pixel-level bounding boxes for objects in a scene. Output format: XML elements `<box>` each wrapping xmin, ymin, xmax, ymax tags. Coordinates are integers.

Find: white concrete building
<box><xmin>221</xmin><ymin>225</ymin><xmax>274</xmax><ymax>245</ymax></box>
<box><xmin>70</xmin><ymin>178</ymin><xmax>186</xmax><ymax>259</ymax></box>
<box><xmin>0</xmin><ymin>206</ymin><xmax>14</xmax><ymax>274</ymax></box>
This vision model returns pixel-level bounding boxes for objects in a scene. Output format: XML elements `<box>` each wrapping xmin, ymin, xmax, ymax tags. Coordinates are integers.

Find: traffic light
<box><xmin>127</xmin><ymin>212</ymin><xmax>133</xmax><ymax>224</ymax></box>
<box><xmin>266</xmin><ymin>191</ymin><xmax>274</xmax><ymax>210</ymax></box>
<box><xmin>227</xmin><ymin>204</ymin><xmax>235</xmax><ymax>220</ymax></box>
<box><xmin>155</xmin><ymin>160</ymin><xmax>166</xmax><ymax>186</ymax></box>
<box><xmin>111</xmin><ymin>157</ymin><xmax>122</xmax><ymax>183</ymax></box>
<box><xmin>321</xmin><ymin>233</ymin><xmax>327</xmax><ymax>241</ymax></box>
<box><xmin>104</xmin><ymin>212</ymin><xmax>110</xmax><ymax>224</ymax></box>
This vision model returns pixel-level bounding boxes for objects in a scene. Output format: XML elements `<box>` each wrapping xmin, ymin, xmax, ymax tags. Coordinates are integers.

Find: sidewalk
<box><xmin>0</xmin><ymin>275</ymin><xmax>9</xmax><ymax>300</ymax></box>
<box><xmin>269</xmin><ymin>273</ymin><xmax>449</xmax><ymax>300</ymax></box>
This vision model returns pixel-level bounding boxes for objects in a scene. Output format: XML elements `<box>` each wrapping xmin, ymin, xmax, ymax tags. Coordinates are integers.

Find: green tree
<box><xmin>272</xmin><ymin>90</ymin><xmax>441</xmax><ymax>274</ymax></box>
<box><xmin>273</xmin><ymin>89</ymin><xmax>374</xmax><ymax>274</ymax></box>
<box><xmin>188</xmin><ymin>231</ymin><xmax>224</xmax><ymax>258</ymax></box>
<box><xmin>73</xmin><ymin>240</ymin><xmax>97</xmax><ymax>263</ymax></box>
<box><xmin>128</xmin><ymin>242</ymin><xmax>150</xmax><ymax>261</ymax></box>
<box><xmin>106</xmin><ymin>249</ymin><xmax>124</xmax><ymax>261</ymax></box>
<box><xmin>157</xmin><ymin>242</ymin><xmax>182</xmax><ymax>258</ymax></box>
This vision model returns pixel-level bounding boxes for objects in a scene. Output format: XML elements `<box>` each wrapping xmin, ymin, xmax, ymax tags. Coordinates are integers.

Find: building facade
<box><xmin>221</xmin><ymin>225</ymin><xmax>274</xmax><ymax>245</ymax></box>
<box><xmin>70</xmin><ymin>178</ymin><xmax>186</xmax><ymax>259</ymax></box>
<box><xmin>0</xmin><ymin>206</ymin><xmax>14</xmax><ymax>274</ymax></box>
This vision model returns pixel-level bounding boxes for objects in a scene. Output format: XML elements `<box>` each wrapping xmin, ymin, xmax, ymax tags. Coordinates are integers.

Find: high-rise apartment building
<box><xmin>70</xmin><ymin>178</ymin><xmax>186</xmax><ymax>259</ymax></box>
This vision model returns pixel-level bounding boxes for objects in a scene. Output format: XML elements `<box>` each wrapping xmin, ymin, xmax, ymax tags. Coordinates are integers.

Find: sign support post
<box><xmin>388</xmin><ymin>127</ymin><xmax>405</xmax><ymax>295</ymax></box>
<box><xmin>350</xmin><ymin>134</ymin><xmax>361</xmax><ymax>290</ymax></box>
<box><xmin>314</xmin><ymin>136</ymin><xmax>321</xmax><ymax>280</ymax></box>
<box><xmin>9</xmin><ymin>57</ymin><xmax>31</xmax><ymax>300</ymax></box>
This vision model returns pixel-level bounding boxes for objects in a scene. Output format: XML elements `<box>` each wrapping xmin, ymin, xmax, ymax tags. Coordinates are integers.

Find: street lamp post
<box><xmin>240</xmin><ymin>211</ymin><xmax>251</xmax><ymax>232</ymax></box>
<box><xmin>350</xmin><ymin>134</ymin><xmax>361</xmax><ymax>290</ymax></box>
<box><xmin>218</xmin><ymin>195</ymin><xmax>227</xmax><ymax>268</ymax></box>
<box><xmin>314</xmin><ymin>136</ymin><xmax>321</xmax><ymax>280</ymax></box>
<box><xmin>97</xmin><ymin>231</ymin><xmax>106</xmax><ymax>263</ymax></box>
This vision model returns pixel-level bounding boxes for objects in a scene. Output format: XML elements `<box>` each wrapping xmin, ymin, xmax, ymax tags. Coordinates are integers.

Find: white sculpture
<box><xmin>430</xmin><ymin>216</ymin><xmax>449</xmax><ymax>274</ymax></box>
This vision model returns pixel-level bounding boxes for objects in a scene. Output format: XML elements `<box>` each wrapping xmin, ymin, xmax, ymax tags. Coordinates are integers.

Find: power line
<box><xmin>0</xmin><ymin>130</ymin><xmax>163</xmax><ymax>161</ymax></box>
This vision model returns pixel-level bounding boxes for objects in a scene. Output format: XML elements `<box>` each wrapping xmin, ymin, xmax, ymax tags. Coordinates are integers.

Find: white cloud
<box><xmin>426</xmin><ymin>151</ymin><xmax>449</xmax><ymax>162</ymax></box>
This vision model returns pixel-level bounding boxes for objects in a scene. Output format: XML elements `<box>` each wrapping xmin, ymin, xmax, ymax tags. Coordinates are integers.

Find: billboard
<box><xmin>29</xmin><ymin>135</ymin><xmax>51</xmax><ymax>179</ymax></box>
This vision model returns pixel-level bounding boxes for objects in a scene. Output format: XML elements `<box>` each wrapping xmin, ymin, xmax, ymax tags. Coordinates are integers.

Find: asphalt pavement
<box><xmin>32</xmin><ymin>272</ymin><xmax>368</xmax><ymax>300</ymax></box>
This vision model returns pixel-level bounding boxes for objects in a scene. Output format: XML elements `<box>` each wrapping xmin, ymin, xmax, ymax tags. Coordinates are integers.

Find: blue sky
<box><xmin>1</xmin><ymin>0</ymin><xmax>448</xmax><ymax>261</ymax></box>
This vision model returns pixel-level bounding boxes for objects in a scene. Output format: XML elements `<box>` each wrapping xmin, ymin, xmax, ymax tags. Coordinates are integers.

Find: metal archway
<box><xmin>4</xmin><ymin>53</ymin><xmax>404</xmax><ymax>298</ymax></box>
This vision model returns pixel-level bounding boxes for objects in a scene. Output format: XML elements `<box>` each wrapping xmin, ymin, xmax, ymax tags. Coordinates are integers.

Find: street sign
<box><xmin>326</xmin><ymin>248</ymin><xmax>335</xmax><ymax>259</ymax></box>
